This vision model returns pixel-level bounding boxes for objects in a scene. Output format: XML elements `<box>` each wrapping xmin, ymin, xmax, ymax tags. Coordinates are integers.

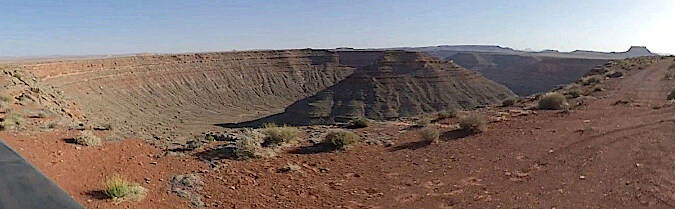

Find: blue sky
<box><xmin>1</xmin><ymin>0</ymin><xmax>674</xmax><ymax>56</ymax></box>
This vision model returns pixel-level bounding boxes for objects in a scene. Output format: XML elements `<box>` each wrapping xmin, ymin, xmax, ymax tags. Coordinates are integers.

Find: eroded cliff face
<box><xmin>225</xmin><ymin>51</ymin><xmax>515</xmax><ymax>126</ymax></box>
<box><xmin>448</xmin><ymin>53</ymin><xmax>608</xmax><ymax>95</ymax></box>
<box><xmin>22</xmin><ymin>49</ymin><xmax>354</xmax><ymax>143</ymax></box>
<box><xmin>16</xmin><ymin>49</ymin><xmax>513</xmax><ymax>144</ymax></box>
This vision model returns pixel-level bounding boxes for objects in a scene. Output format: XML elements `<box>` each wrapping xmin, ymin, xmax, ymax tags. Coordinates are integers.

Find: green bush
<box><xmin>261</xmin><ymin>123</ymin><xmax>299</xmax><ymax>146</ymax></box>
<box><xmin>348</xmin><ymin>118</ymin><xmax>370</xmax><ymax>129</ymax></box>
<box><xmin>668</xmin><ymin>86</ymin><xmax>675</xmax><ymax>100</ymax></box>
<box><xmin>103</xmin><ymin>175</ymin><xmax>148</xmax><ymax>202</ymax></box>
<box><xmin>538</xmin><ymin>93</ymin><xmax>567</xmax><ymax>110</ymax></box>
<box><xmin>420</xmin><ymin>127</ymin><xmax>440</xmax><ymax>142</ymax></box>
<box><xmin>323</xmin><ymin>130</ymin><xmax>359</xmax><ymax>149</ymax></box>
<box><xmin>0</xmin><ymin>112</ymin><xmax>24</xmax><ymax>130</ymax></box>
<box><xmin>459</xmin><ymin>114</ymin><xmax>486</xmax><ymax>134</ymax></box>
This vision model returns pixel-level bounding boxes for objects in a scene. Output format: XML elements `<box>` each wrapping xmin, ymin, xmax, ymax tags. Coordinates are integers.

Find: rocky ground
<box><xmin>0</xmin><ymin>56</ymin><xmax>673</xmax><ymax>208</ymax></box>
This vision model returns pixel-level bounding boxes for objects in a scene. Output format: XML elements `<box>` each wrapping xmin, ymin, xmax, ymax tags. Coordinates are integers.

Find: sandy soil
<box><xmin>1</xmin><ymin>57</ymin><xmax>673</xmax><ymax>208</ymax></box>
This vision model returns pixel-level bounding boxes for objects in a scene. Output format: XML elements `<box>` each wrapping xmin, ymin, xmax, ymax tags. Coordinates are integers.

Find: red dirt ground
<box><xmin>2</xmin><ymin>58</ymin><xmax>674</xmax><ymax>208</ymax></box>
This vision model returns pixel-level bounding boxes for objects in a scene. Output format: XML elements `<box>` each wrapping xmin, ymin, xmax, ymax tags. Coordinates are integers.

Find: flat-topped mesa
<box><xmin>227</xmin><ymin>51</ymin><xmax>515</xmax><ymax>126</ymax></box>
<box><xmin>625</xmin><ymin>46</ymin><xmax>652</xmax><ymax>56</ymax></box>
<box><xmin>371</xmin><ymin>50</ymin><xmax>450</xmax><ymax>68</ymax></box>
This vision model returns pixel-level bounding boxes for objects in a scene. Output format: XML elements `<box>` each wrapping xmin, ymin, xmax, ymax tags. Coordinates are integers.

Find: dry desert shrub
<box><xmin>0</xmin><ymin>112</ymin><xmax>24</xmax><ymax>130</ymax></box>
<box><xmin>74</xmin><ymin>130</ymin><xmax>102</xmax><ymax>146</ymax></box>
<box><xmin>538</xmin><ymin>93</ymin><xmax>567</xmax><ymax>110</ymax></box>
<box><xmin>348</xmin><ymin>118</ymin><xmax>371</xmax><ymax>129</ymax></box>
<box><xmin>103</xmin><ymin>175</ymin><xmax>148</xmax><ymax>202</ymax></box>
<box><xmin>414</xmin><ymin>117</ymin><xmax>431</xmax><ymax>128</ymax></box>
<box><xmin>323</xmin><ymin>129</ymin><xmax>359</xmax><ymax>150</ymax></box>
<box><xmin>437</xmin><ymin>109</ymin><xmax>457</xmax><ymax>119</ymax></box>
<box><xmin>420</xmin><ymin>127</ymin><xmax>440</xmax><ymax>142</ymax></box>
<box><xmin>0</xmin><ymin>94</ymin><xmax>13</xmax><ymax>103</ymax></box>
<box><xmin>668</xmin><ymin>86</ymin><xmax>675</xmax><ymax>100</ymax></box>
<box><xmin>260</xmin><ymin>123</ymin><xmax>299</xmax><ymax>146</ymax></box>
<box><xmin>459</xmin><ymin>114</ymin><xmax>486</xmax><ymax>134</ymax></box>
<box><xmin>565</xmin><ymin>87</ymin><xmax>582</xmax><ymax>98</ymax></box>
<box><xmin>501</xmin><ymin>98</ymin><xmax>518</xmax><ymax>107</ymax></box>
<box><xmin>582</xmin><ymin>75</ymin><xmax>604</xmax><ymax>86</ymax></box>
<box><xmin>234</xmin><ymin>130</ymin><xmax>271</xmax><ymax>159</ymax></box>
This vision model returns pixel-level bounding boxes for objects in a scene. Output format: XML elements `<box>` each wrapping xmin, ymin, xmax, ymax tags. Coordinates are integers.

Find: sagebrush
<box><xmin>74</xmin><ymin>130</ymin><xmax>102</xmax><ymax>146</ymax></box>
<box><xmin>323</xmin><ymin>130</ymin><xmax>359</xmax><ymax>149</ymax></box>
<box><xmin>234</xmin><ymin>131</ymin><xmax>266</xmax><ymax>159</ymax></box>
<box><xmin>0</xmin><ymin>112</ymin><xmax>23</xmax><ymax>130</ymax></box>
<box><xmin>260</xmin><ymin>123</ymin><xmax>299</xmax><ymax>146</ymax></box>
<box><xmin>420</xmin><ymin>127</ymin><xmax>440</xmax><ymax>142</ymax></box>
<box><xmin>459</xmin><ymin>114</ymin><xmax>486</xmax><ymax>134</ymax></box>
<box><xmin>538</xmin><ymin>93</ymin><xmax>567</xmax><ymax>110</ymax></box>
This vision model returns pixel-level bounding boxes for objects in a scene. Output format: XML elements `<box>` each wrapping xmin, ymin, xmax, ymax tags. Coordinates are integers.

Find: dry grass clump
<box><xmin>538</xmin><ymin>93</ymin><xmax>567</xmax><ymax>110</ymax></box>
<box><xmin>74</xmin><ymin>130</ymin><xmax>102</xmax><ymax>146</ymax></box>
<box><xmin>459</xmin><ymin>114</ymin><xmax>486</xmax><ymax>134</ymax></box>
<box><xmin>668</xmin><ymin>86</ymin><xmax>675</xmax><ymax>100</ymax></box>
<box><xmin>420</xmin><ymin>127</ymin><xmax>440</xmax><ymax>142</ymax></box>
<box><xmin>323</xmin><ymin>130</ymin><xmax>360</xmax><ymax>150</ymax></box>
<box><xmin>0</xmin><ymin>112</ymin><xmax>24</xmax><ymax>130</ymax></box>
<box><xmin>348</xmin><ymin>118</ymin><xmax>371</xmax><ymax>129</ymax></box>
<box><xmin>260</xmin><ymin>123</ymin><xmax>299</xmax><ymax>146</ymax></box>
<box><xmin>103</xmin><ymin>175</ymin><xmax>148</xmax><ymax>202</ymax></box>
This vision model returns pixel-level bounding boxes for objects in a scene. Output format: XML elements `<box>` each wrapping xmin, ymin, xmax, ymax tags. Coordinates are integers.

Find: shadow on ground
<box><xmin>442</xmin><ymin>129</ymin><xmax>473</xmax><ymax>140</ymax></box>
<box><xmin>389</xmin><ymin>139</ymin><xmax>433</xmax><ymax>151</ymax></box>
<box><xmin>195</xmin><ymin>145</ymin><xmax>237</xmax><ymax>161</ymax></box>
<box><xmin>62</xmin><ymin>138</ymin><xmax>77</xmax><ymax>145</ymax></box>
<box><xmin>289</xmin><ymin>143</ymin><xmax>337</xmax><ymax>154</ymax></box>
<box><xmin>85</xmin><ymin>190</ymin><xmax>108</xmax><ymax>200</ymax></box>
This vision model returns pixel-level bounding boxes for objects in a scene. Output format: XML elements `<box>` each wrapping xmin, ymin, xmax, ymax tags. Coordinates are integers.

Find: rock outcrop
<box><xmin>224</xmin><ymin>51</ymin><xmax>514</xmax><ymax>126</ymax></box>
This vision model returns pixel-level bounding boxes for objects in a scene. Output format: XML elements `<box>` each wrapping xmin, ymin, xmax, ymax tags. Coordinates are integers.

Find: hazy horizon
<box><xmin>1</xmin><ymin>0</ymin><xmax>674</xmax><ymax>57</ymax></box>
